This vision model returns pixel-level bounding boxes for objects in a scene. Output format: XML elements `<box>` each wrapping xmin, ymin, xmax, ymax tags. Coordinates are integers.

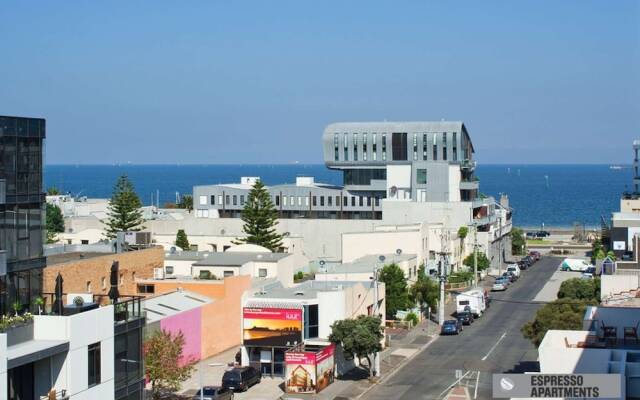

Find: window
<box><xmin>343</xmin><ymin>133</ymin><xmax>348</xmax><ymax>161</ymax></box>
<box><xmin>442</xmin><ymin>132</ymin><xmax>448</xmax><ymax>161</ymax></box>
<box><xmin>258</xmin><ymin>268</ymin><xmax>268</xmax><ymax>278</ymax></box>
<box><xmin>372</xmin><ymin>133</ymin><xmax>377</xmax><ymax>161</ymax></box>
<box><xmin>433</xmin><ymin>133</ymin><xmax>438</xmax><ymax>160</ymax></box>
<box><xmin>232</xmin><ymin>195</ymin><xmax>237</xmax><ymax>206</ymax></box>
<box><xmin>199</xmin><ymin>195</ymin><xmax>207</xmax><ymax>205</ymax></box>
<box><xmin>88</xmin><ymin>342</ymin><xmax>101</xmax><ymax>386</ymax></box>
<box><xmin>304</xmin><ymin>196</ymin><xmax>309</xmax><ymax>206</ymax></box>
<box><xmin>297</xmin><ymin>196</ymin><xmax>302</xmax><ymax>206</ymax></box>
<box><xmin>223</xmin><ymin>271</ymin><xmax>234</xmax><ymax>277</ymax></box>
<box><xmin>312</xmin><ymin>196</ymin><xmax>317</xmax><ymax>206</ymax></box>
<box><xmin>382</xmin><ymin>134</ymin><xmax>387</xmax><ymax>161</ymax></box>
<box><xmin>240</xmin><ymin>195</ymin><xmax>245</xmax><ymax>205</ymax></box>
<box><xmin>392</xmin><ymin>133</ymin><xmax>408</xmax><ymax>160</ymax></box>
<box><xmin>353</xmin><ymin>133</ymin><xmax>358</xmax><ymax>161</ymax></box>
<box><xmin>343</xmin><ymin>196</ymin><xmax>348</xmax><ymax>206</ymax></box>
<box><xmin>119</xmin><ymin>273</ymin><xmax>123</xmax><ymax>285</ymax></box>
<box><xmin>452</xmin><ymin>132</ymin><xmax>458</xmax><ymax>161</ymax></box>
<box><xmin>137</xmin><ymin>284</ymin><xmax>155</xmax><ymax>294</ymax></box>
<box><xmin>320</xmin><ymin>196</ymin><xmax>324</xmax><ymax>206</ymax></box>
<box><xmin>413</xmin><ymin>133</ymin><xmax>418</xmax><ymax>160</ymax></box>
<box><xmin>283</xmin><ymin>196</ymin><xmax>287</xmax><ymax>206</ymax></box>
<box><xmin>225</xmin><ymin>195</ymin><xmax>230</xmax><ymax>205</ymax></box>
<box><xmin>359</xmin><ymin>196</ymin><xmax>363</xmax><ymax>206</ymax></box>
<box><xmin>290</xmin><ymin>196</ymin><xmax>294</xmax><ymax>206</ymax></box>
<box><xmin>165</xmin><ymin>266</ymin><xmax>174</xmax><ymax>275</ymax></box>
<box><xmin>86</xmin><ymin>281</ymin><xmax>91</xmax><ymax>292</ymax></box>
<box><xmin>327</xmin><ymin>196</ymin><xmax>332</xmax><ymax>206</ymax></box>
<box><xmin>81</xmin><ymin>239</ymin><xmax>89</xmax><ymax>245</ymax></box>
<box><xmin>343</xmin><ymin>169</ymin><xmax>386</xmax><ymax>185</ymax></box>
<box><xmin>351</xmin><ymin>197</ymin><xmax>355</xmax><ymax>207</ymax></box>
<box><xmin>334</xmin><ymin>133</ymin><xmax>339</xmax><ymax>161</ymax></box>
<box><xmin>367</xmin><ymin>196</ymin><xmax>372</xmax><ymax>206</ymax></box>
<box><xmin>335</xmin><ymin>196</ymin><xmax>340</xmax><ymax>206</ymax></box>
<box><xmin>218</xmin><ymin>195</ymin><xmax>223</xmax><ymax>205</ymax></box>
<box><xmin>275</xmin><ymin>195</ymin><xmax>280</xmax><ymax>206</ymax></box>
<box><xmin>101</xmin><ymin>277</ymin><xmax>106</xmax><ymax>289</ymax></box>
<box><xmin>210</xmin><ymin>195</ymin><xmax>216</xmax><ymax>205</ymax></box>
<box><xmin>423</xmin><ymin>133</ymin><xmax>428</xmax><ymax>160</ymax></box>
<box><xmin>363</xmin><ymin>133</ymin><xmax>368</xmax><ymax>161</ymax></box>
<box><xmin>417</xmin><ymin>169</ymin><xmax>427</xmax><ymax>184</ymax></box>
<box><xmin>375</xmin><ymin>196</ymin><xmax>380</xmax><ymax>207</ymax></box>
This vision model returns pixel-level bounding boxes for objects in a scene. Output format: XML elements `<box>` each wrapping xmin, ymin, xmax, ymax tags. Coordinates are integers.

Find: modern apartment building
<box><xmin>0</xmin><ymin>115</ymin><xmax>46</xmax><ymax>316</ymax></box>
<box><xmin>0</xmin><ymin>116</ymin><xmax>145</xmax><ymax>400</ymax></box>
<box><xmin>194</xmin><ymin>121</ymin><xmax>478</xmax><ymax>220</ymax></box>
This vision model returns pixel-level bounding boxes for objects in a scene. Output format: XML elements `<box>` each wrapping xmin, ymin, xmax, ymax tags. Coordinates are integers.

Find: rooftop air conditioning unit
<box><xmin>153</xmin><ymin>267</ymin><xmax>165</xmax><ymax>280</ymax></box>
<box><xmin>123</xmin><ymin>231</ymin><xmax>152</xmax><ymax>246</ymax></box>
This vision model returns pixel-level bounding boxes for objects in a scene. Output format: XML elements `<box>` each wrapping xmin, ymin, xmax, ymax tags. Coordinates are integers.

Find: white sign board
<box><xmin>613</xmin><ymin>241</ymin><xmax>626</xmax><ymax>251</ymax></box>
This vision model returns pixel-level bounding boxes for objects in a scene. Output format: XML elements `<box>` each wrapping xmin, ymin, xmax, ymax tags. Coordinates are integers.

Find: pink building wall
<box><xmin>160</xmin><ymin>307</ymin><xmax>202</xmax><ymax>364</ymax></box>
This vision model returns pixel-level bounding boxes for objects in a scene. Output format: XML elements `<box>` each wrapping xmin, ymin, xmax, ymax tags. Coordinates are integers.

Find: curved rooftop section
<box><xmin>322</xmin><ymin>121</ymin><xmax>474</xmax><ymax>168</ymax></box>
<box><xmin>226</xmin><ymin>243</ymin><xmax>271</xmax><ymax>253</ymax></box>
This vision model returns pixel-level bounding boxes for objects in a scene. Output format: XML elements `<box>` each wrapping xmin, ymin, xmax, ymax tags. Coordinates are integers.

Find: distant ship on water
<box><xmin>610</xmin><ymin>165</ymin><xmax>630</xmax><ymax>170</ymax></box>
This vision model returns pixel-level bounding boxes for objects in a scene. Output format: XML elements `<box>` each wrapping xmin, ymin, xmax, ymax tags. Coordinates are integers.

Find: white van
<box><xmin>506</xmin><ymin>264</ymin><xmax>521</xmax><ymax>277</ymax></box>
<box><xmin>560</xmin><ymin>258</ymin><xmax>592</xmax><ymax>272</ymax></box>
<box><xmin>456</xmin><ymin>289</ymin><xmax>486</xmax><ymax>317</ymax></box>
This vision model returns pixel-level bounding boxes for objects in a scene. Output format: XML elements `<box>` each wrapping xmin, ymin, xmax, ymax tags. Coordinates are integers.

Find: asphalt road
<box><xmin>363</xmin><ymin>256</ymin><xmax>562</xmax><ymax>400</ymax></box>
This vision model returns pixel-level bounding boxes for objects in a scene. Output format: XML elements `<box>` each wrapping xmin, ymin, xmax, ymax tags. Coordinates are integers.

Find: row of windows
<box><xmin>275</xmin><ymin>194</ymin><xmax>381</xmax><ymax>208</ymax></box>
<box><xmin>333</xmin><ymin>131</ymin><xmax>459</xmax><ymax>162</ymax></box>
<box><xmin>201</xmin><ymin>193</ymin><xmax>384</xmax><ymax>208</ymax></box>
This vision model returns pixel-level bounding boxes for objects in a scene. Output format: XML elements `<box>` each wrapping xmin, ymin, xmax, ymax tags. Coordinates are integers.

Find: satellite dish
<box><xmin>379</xmin><ymin>255</ymin><xmax>386</xmax><ymax>262</ymax></box>
<box><xmin>389</xmin><ymin>186</ymin><xmax>398</xmax><ymax>197</ymax></box>
<box><xmin>319</xmin><ymin>260</ymin><xmax>326</xmax><ymax>266</ymax></box>
<box><xmin>170</xmin><ymin>246</ymin><xmax>177</xmax><ymax>254</ymax></box>
<box><xmin>396</xmin><ymin>249</ymin><xmax>402</xmax><ymax>255</ymax></box>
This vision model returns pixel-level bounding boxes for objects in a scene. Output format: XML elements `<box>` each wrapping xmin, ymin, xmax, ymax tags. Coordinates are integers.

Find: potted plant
<box><xmin>33</xmin><ymin>296</ymin><xmax>45</xmax><ymax>315</ymax></box>
<box><xmin>114</xmin><ymin>302</ymin><xmax>128</xmax><ymax>321</ymax></box>
<box><xmin>11</xmin><ymin>301</ymin><xmax>22</xmax><ymax>316</ymax></box>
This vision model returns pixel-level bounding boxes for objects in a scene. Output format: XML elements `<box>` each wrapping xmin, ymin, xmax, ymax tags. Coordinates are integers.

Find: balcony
<box><xmin>460</xmin><ymin>159</ymin><xmax>476</xmax><ymax>170</ymax></box>
<box><xmin>460</xmin><ymin>180</ymin><xmax>479</xmax><ymax>190</ymax></box>
<box><xmin>0</xmin><ymin>178</ymin><xmax>5</xmax><ymax>204</ymax></box>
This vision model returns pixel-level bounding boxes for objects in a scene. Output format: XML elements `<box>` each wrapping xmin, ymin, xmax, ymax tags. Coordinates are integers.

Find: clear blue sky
<box><xmin>1</xmin><ymin>1</ymin><xmax>638</xmax><ymax>164</ymax></box>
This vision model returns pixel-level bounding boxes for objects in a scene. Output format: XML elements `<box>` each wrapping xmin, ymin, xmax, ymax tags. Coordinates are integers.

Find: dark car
<box><xmin>222</xmin><ymin>366</ymin><xmax>261</xmax><ymax>392</ymax></box>
<box><xmin>457</xmin><ymin>311</ymin><xmax>474</xmax><ymax>325</ymax></box>
<box><xmin>529</xmin><ymin>251</ymin><xmax>541</xmax><ymax>261</ymax></box>
<box><xmin>517</xmin><ymin>260</ymin><xmax>528</xmax><ymax>270</ymax></box>
<box><xmin>193</xmin><ymin>386</ymin><xmax>234</xmax><ymax>400</ymax></box>
<box><xmin>441</xmin><ymin>319</ymin><xmax>463</xmax><ymax>335</ymax></box>
<box><xmin>502</xmin><ymin>272</ymin><xmax>517</xmax><ymax>283</ymax></box>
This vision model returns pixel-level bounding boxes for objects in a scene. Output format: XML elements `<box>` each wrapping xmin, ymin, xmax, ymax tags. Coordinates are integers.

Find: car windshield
<box><xmin>223</xmin><ymin>371</ymin><xmax>241</xmax><ymax>381</ymax></box>
<box><xmin>444</xmin><ymin>321</ymin><xmax>456</xmax><ymax>325</ymax></box>
<box><xmin>197</xmin><ymin>388</ymin><xmax>219</xmax><ymax>395</ymax></box>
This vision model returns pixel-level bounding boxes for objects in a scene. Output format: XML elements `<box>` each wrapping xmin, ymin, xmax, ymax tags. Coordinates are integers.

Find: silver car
<box><xmin>492</xmin><ymin>279</ymin><xmax>507</xmax><ymax>291</ymax></box>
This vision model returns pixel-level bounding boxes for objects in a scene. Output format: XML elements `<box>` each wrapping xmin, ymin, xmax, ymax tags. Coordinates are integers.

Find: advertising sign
<box><xmin>242</xmin><ymin>307</ymin><xmax>302</xmax><ymax>347</ymax></box>
<box><xmin>315</xmin><ymin>343</ymin><xmax>336</xmax><ymax>393</ymax></box>
<box><xmin>492</xmin><ymin>374</ymin><xmax>622</xmax><ymax>399</ymax></box>
<box><xmin>613</xmin><ymin>241</ymin><xmax>625</xmax><ymax>251</ymax></box>
<box><xmin>285</xmin><ymin>352</ymin><xmax>317</xmax><ymax>394</ymax></box>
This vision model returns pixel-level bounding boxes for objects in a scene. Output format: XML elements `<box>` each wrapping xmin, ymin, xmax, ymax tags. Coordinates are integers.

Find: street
<box><xmin>362</xmin><ymin>256</ymin><xmax>562</xmax><ymax>400</ymax></box>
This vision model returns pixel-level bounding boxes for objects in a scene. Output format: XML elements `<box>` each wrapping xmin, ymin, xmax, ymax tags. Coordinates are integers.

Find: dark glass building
<box><xmin>0</xmin><ymin>115</ymin><xmax>46</xmax><ymax>315</ymax></box>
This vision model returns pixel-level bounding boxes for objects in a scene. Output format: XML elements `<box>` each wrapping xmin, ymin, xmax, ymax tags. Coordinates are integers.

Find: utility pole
<box><xmin>437</xmin><ymin>227</ymin><xmax>450</xmax><ymax>326</ymax></box>
<box><xmin>372</xmin><ymin>255</ymin><xmax>385</xmax><ymax>377</ymax></box>
<box><xmin>473</xmin><ymin>222</ymin><xmax>478</xmax><ymax>288</ymax></box>
<box><xmin>498</xmin><ymin>215</ymin><xmax>503</xmax><ymax>275</ymax></box>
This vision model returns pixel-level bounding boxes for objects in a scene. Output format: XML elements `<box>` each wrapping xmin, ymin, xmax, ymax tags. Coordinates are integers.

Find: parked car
<box><xmin>222</xmin><ymin>366</ymin><xmax>261</xmax><ymax>392</ymax></box>
<box><xmin>193</xmin><ymin>387</ymin><xmax>234</xmax><ymax>400</ymax></box>
<box><xmin>502</xmin><ymin>271</ymin><xmax>517</xmax><ymax>283</ymax></box>
<box><xmin>582</xmin><ymin>266</ymin><xmax>597</xmax><ymax>279</ymax></box>
<box><xmin>560</xmin><ymin>258</ymin><xmax>592</xmax><ymax>272</ymax></box>
<box><xmin>529</xmin><ymin>251</ymin><xmax>541</xmax><ymax>261</ymax></box>
<box><xmin>506</xmin><ymin>264</ymin><xmax>521</xmax><ymax>277</ymax></box>
<box><xmin>517</xmin><ymin>260</ymin><xmax>528</xmax><ymax>270</ymax></box>
<box><xmin>523</xmin><ymin>255</ymin><xmax>535</xmax><ymax>265</ymax></box>
<box><xmin>441</xmin><ymin>319</ymin><xmax>463</xmax><ymax>335</ymax></box>
<box><xmin>457</xmin><ymin>310</ymin><xmax>474</xmax><ymax>325</ymax></box>
<box><xmin>492</xmin><ymin>279</ymin><xmax>508</xmax><ymax>291</ymax></box>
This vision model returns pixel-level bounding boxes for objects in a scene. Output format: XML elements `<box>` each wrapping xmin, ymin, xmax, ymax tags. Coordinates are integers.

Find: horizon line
<box><xmin>44</xmin><ymin>162</ymin><xmax>632</xmax><ymax>167</ymax></box>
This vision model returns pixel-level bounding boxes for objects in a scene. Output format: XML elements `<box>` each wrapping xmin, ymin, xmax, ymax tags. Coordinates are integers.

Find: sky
<box><xmin>1</xmin><ymin>1</ymin><xmax>639</xmax><ymax>165</ymax></box>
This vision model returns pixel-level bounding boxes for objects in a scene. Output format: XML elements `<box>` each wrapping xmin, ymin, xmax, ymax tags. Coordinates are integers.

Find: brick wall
<box><xmin>43</xmin><ymin>247</ymin><xmax>164</xmax><ymax>296</ymax></box>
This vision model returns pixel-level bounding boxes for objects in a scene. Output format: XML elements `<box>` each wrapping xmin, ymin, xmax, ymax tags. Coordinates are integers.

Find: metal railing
<box><xmin>40</xmin><ymin>292</ymin><xmax>144</xmax><ymax>322</ymax></box>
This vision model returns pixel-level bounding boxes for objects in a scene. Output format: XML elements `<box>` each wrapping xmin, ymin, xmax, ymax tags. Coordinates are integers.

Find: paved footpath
<box><xmin>361</xmin><ymin>256</ymin><xmax>561</xmax><ymax>400</ymax></box>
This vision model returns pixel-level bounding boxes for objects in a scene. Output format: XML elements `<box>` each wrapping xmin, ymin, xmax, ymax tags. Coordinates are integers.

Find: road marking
<box><xmin>474</xmin><ymin>371</ymin><xmax>480</xmax><ymax>399</ymax></box>
<box><xmin>437</xmin><ymin>370</ymin><xmax>471</xmax><ymax>399</ymax></box>
<box><xmin>481</xmin><ymin>331</ymin><xmax>507</xmax><ymax>361</ymax></box>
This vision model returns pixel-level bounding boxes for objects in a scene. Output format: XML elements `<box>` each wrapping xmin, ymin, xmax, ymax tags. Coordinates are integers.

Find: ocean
<box><xmin>44</xmin><ymin>164</ymin><xmax>632</xmax><ymax>229</ymax></box>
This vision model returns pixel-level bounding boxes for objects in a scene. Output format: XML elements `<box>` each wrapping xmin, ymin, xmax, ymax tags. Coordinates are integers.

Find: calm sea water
<box><xmin>44</xmin><ymin>164</ymin><xmax>632</xmax><ymax>229</ymax></box>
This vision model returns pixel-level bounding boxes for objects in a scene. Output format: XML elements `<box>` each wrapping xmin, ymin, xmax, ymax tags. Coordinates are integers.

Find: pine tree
<box><xmin>235</xmin><ymin>181</ymin><xmax>283</xmax><ymax>251</ymax></box>
<box><xmin>46</xmin><ymin>203</ymin><xmax>65</xmax><ymax>244</ymax></box>
<box><xmin>175</xmin><ymin>229</ymin><xmax>190</xmax><ymax>250</ymax></box>
<box><xmin>104</xmin><ymin>175</ymin><xmax>145</xmax><ymax>239</ymax></box>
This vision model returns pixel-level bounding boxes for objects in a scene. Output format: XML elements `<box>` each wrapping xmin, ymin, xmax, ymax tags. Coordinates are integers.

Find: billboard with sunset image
<box><xmin>242</xmin><ymin>307</ymin><xmax>303</xmax><ymax>347</ymax></box>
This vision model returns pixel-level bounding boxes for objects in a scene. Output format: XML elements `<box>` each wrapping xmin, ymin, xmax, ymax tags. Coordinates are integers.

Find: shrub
<box><xmin>404</xmin><ymin>312</ymin><xmax>419</xmax><ymax>326</ymax></box>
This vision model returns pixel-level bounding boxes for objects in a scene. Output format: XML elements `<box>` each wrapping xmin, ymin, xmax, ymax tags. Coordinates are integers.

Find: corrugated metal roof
<box><xmin>142</xmin><ymin>290</ymin><xmax>213</xmax><ymax>323</ymax></box>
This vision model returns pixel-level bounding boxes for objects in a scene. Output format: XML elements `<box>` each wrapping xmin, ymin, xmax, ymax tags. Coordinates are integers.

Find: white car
<box><xmin>559</xmin><ymin>258</ymin><xmax>592</xmax><ymax>272</ymax></box>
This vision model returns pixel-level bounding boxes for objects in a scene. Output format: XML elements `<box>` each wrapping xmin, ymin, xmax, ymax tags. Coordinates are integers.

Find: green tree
<box><xmin>175</xmin><ymin>229</ymin><xmax>190</xmax><ymax>250</ymax></box>
<box><xmin>178</xmin><ymin>194</ymin><xmax>193</xmax><ymax>212</ymax></box>
<box><xmin>234</xmin><ymin>181</ymin><xmax>283</xmax><ymax>251</ymax></box>
<box><xmin>378</xmin><ymin>263</ymin><xmax>410</xmax><ymax>320</ymax></box>
<box><xmin>144</xmin><ymin>329</ymin><xmax>196</xmax><ymax>400</ymax></box>
<box><xmin>329</xmin><ymin>315</ymin><xmax>384</xmax><ymax>377</ymax></box>
<box><xmin>511</xmin><ymin>227</ymin><xmax>526</xmax><ymax>255</ymax></box>
<box><xmin>557</xmin><ymin>277</ymin><xmax>600</xmax><ymax>301</ymax></box>
<box><xmin>457</xmin><ymin>226</ymin><xmax>468</xmax><ymax>241</ymax></box>
<box><xmin>591</xmin><ymin>239</ymin><xmax>606</xmax><ymax>263</ymax></box>
<box><xmin>46</xmin><ymin>203</ymin><xmax>65</xmax><ymax>244</ymax></box>
<box><xmin>409</xmin><ymin>265</ymin><xmax>438</xmax><ymax>313</ymax></box>
<box><xmin>521</xmin><ymin>299</ymin><xmax>593</xmax><ymax>346</ymax></box>
<box><xmin>46</xmin><ymin>187</ymin><xmax>61</xmax><ymax>195</ymax></box>
<box><xmin>462</xmin><ymin>251</ymin><xmax>490</xmax><ymax>271</ymax></box>
<box><xmin>104</xmin><ymin>175</ymin><xmax>145</xmax><ymax>239</ymax></box>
